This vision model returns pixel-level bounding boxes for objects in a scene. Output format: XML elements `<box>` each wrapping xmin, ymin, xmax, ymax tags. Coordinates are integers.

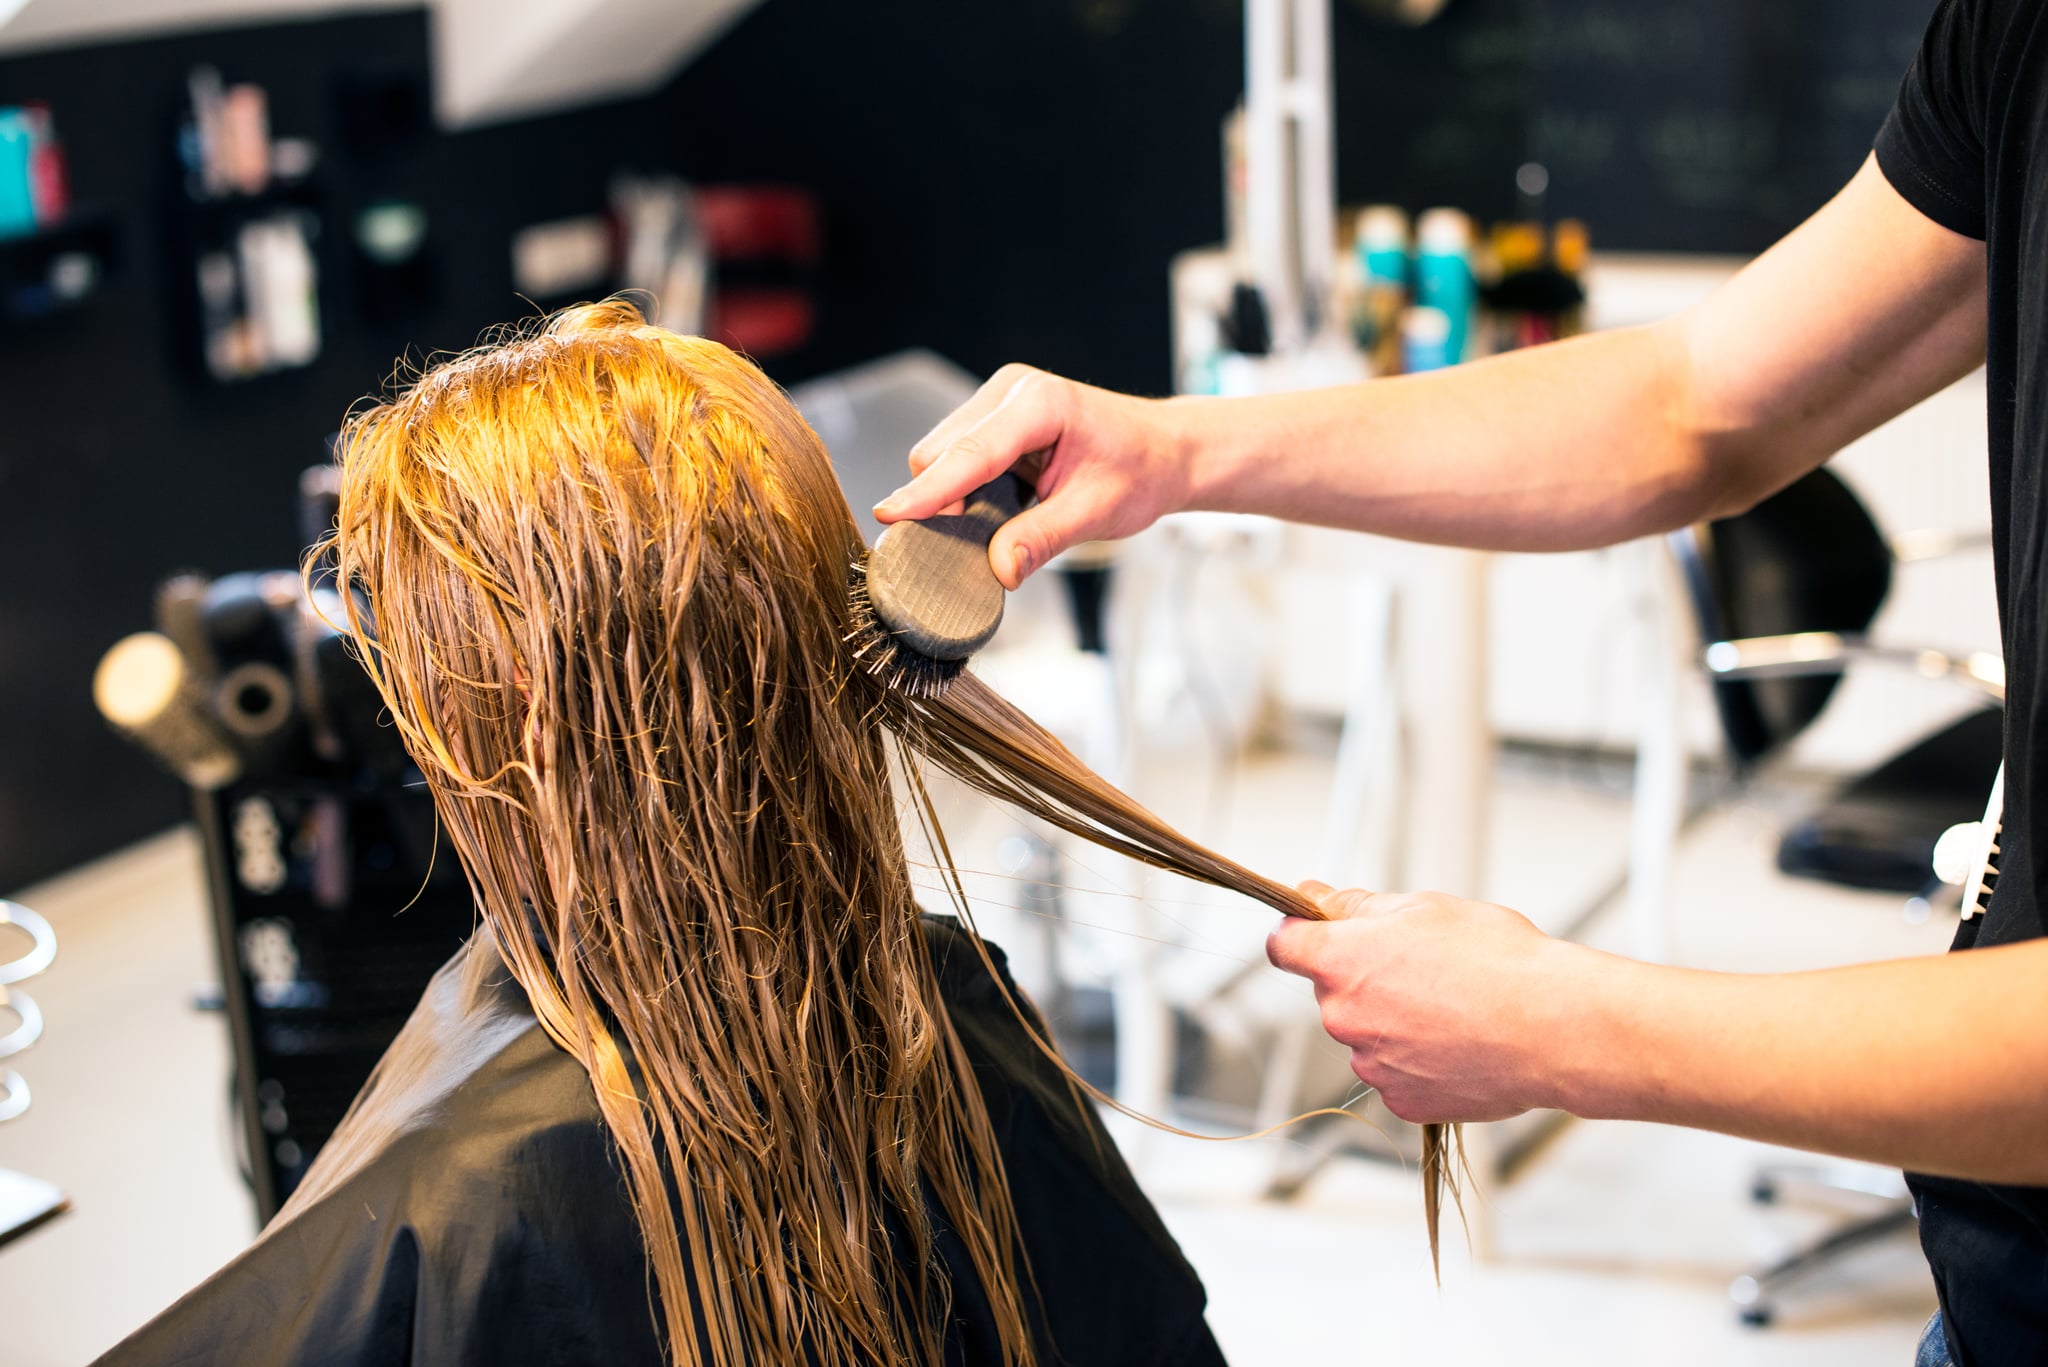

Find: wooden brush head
<box><xmin>862</xmin><ymin>474</ymin><xmax>1027</xmax><ymax>663</ymax></box>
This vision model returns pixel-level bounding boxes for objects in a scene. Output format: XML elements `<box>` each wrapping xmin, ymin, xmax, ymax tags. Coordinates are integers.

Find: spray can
<box><xmin>1414</xmin><ymin>208</ymin><xmax>1476</xmax><ymax>366</ymax></box>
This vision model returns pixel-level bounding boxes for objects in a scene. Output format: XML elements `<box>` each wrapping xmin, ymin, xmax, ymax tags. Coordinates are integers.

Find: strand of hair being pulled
<box><xmin>866</xmin><ymin>666</ymin><xmax>1465</xmax><ymax>1273</ymax></box>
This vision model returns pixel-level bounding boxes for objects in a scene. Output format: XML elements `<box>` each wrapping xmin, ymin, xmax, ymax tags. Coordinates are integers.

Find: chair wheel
<box><xmin>1739</xmin><ymin>1307</ymin><xmax>1773</xmax><ymax>1328</ymax></box>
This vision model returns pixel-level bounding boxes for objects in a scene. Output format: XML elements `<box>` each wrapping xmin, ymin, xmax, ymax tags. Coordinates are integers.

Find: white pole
<box><xmin>1627</xmin><ymin>539</ymin><xmax>1687</xmax><ymax>964</ymax></box>
<box><xmin>1245</xmin><ymin>0</ymin><xmax>1296</xmax><ymax>348</ymax></box>
<box><xmin>1291</xmin><ymin>0</ymin><xmax>1336</xmax><ymax>336</ymax></box>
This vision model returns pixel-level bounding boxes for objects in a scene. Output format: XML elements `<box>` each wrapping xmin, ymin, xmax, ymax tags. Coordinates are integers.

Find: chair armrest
<box><xmin>1890</xmin><ymin>527</ymin><xmax>1995</xmax><ymax>564</ymax></box>
<box><xmin>1701</xmin><ymin>632</ymin><xmax>2005</xmax><ymax>701</ymax></box>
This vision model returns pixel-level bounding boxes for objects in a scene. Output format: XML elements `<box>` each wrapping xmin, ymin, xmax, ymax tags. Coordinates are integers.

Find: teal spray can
<box><xmin>1414</xmin><ymin>208</ymin><xmax>1476</xmax><ymax>366</ymax></box>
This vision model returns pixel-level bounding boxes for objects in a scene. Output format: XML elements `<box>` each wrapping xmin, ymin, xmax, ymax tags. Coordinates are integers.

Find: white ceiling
<box><xmin>436</xmin><ymin>0</ymin><xmax>758</xmax><ymax>126</ymax></box>
<box><xmin>0</xmin><ymin>0</ymin><xmax>411</xmax><ymax>56</ymax></box>
<box><xmin>0</xmin><ymin>0</ymin><xmax>764</xmax><ymax>127</ymax></box>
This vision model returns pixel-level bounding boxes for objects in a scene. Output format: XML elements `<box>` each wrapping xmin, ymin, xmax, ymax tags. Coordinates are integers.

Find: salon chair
<box><xmin>1670</xmin><ymin>465</ymin><xmax>2003</xmax><ymax>1326</ymax></box>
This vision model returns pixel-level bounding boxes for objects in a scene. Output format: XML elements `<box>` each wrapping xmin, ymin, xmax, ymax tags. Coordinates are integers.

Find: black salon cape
<box><xmin>96</xmin><ymin>918</ymin><xmax>1227</xmax><ymax>1367</ymax></box>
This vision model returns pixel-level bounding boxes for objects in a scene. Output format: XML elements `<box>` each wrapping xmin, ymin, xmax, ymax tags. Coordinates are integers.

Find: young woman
<box><xmin>98</xmin><ymin>302</ymin><xmax>1416</xmax><ymax>1367</ymax></box>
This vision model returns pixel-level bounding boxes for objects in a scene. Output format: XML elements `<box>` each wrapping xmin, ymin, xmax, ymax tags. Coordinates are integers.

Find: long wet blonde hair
<box><xmin>324</xmin><ymin>301</ymin><xmax>1452</xmax><ymax>1366</ymax></box>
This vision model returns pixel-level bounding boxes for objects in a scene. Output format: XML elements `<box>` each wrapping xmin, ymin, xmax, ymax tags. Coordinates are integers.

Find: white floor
<box><xmin>0</xmin><ymin>740</ymin><xmax>1948</xmax><ymax>1366</ymax></box>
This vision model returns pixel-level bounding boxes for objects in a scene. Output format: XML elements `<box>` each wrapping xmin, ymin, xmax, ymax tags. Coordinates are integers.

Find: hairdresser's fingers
<box><xmin>1296</xmin><ymin>880</ymin><xmax>1353</xmax><ymax>926</ymax></box>
<box><xmin>899</xmin><ymin>456</ymin><xmax>1047</xmax><ymax>523</ymax></box>
<box><xmin>984</xmin><ymin>486</ymin><xmax>1120</xmax><ymax>590</ymax></box>
<box><xmin>900</xmin><ymin>366</ymin><xmax>1033</xmax><ymax>479</ymax></box>
<box><xmin>1264</xmin><ymin>915</ymin><xmax>1335</xmax><ymax>985</ymax></box>
<box><xmin>1295</xmin><ymin>880</ymin><xmax>1395</xmax><ymax>921</ymax></box>
<box><xmin>880</xmin><ymin>365</ymin><xmax>1067</xmax><ymax>521</ymax></box>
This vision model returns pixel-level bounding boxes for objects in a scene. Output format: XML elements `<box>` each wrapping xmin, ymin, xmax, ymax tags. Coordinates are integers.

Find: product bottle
<box><xmin>1484</xmin><ymin>220</ymin><xmax>1547</xmax><ymax>353</ymax></box>
<box><xmin>1414</xmin><ymin>207</ymin><xmax>1476</xmax><ymax>366</ymax></box>
<box><xmin>1352</xmin><ymin>204</ymin><xmax>1409</xmax><ymax>373</ymax></box>
<box><xmin>1401</xmin><ymin>305</ymin><xmax>1454</xmax><ymax>373</ymax></box>
<box><xmin>23</xmin><ymin>104</ymin><xmax>67</xmax><ymax>226</ymax></box>
<box><xmin>1551</xmin><ymin>218</ymin><xmax>1591</xmax><ymax>338</ymax></box>
<box><xmin>0</xmin><ymin>108</ymin><xmax>37</xmax><ymax>239</ymax></box>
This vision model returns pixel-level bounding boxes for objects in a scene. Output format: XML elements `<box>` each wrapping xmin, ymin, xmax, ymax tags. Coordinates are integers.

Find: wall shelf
<box><xmin>170</xmin><ymin>174</ymin><xmax>325</xmax><ymax>385</ymax></box>
<box><xmin>0</xmin><ymin>209</ymin><xmax>119</xmax><ymax>320</ymax></box>
<box><xmin>178</xmin><ymin>175</ymin><xmax>318</xmax><ymax>232</ymax></box>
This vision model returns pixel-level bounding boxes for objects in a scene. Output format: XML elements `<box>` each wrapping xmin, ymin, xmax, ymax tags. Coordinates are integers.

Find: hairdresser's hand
<box><xmin>1266</xmin><ymin>882</ymin><xmax>1605</xmax><ymax>1125</ymax></box>
<box><xmin>873</xmin><ymin>365</ymin><xmax>1197</xmax><ymax>589</ymax></box>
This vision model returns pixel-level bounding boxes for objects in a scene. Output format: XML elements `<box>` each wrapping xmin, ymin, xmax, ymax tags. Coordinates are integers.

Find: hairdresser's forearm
<box><xmin>1181</xmin><ymin>158</ymin><xmax>1988</xmax><ymax>553</ymax></box>
<box><xmin>1554</xmin><ymin>939</ymin><xmax>2048</xmax><ymax>1185</ymax></box>
<box><xmin>886</xmin><ymin>163</ymin><xmax>1981</xmax><ymax>584</ymax></box>
<box><xmin>1175</xmin><ymin>323</ymin><xmax>1714</xmax><ymax>552</ymax></box>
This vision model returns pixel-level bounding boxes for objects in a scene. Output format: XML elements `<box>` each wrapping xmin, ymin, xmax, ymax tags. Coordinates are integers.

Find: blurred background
<box><xmin>0</xmin><ymin>1</ymin><xmax>1995</xmax><ymax>1363</ymax></box>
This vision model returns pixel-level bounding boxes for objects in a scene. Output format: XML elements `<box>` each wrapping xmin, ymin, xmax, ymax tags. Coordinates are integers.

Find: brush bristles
<box><xmin>845</xmin><ymin>555</ymin><xmax>967</xmax><ymax>701</ymax></box>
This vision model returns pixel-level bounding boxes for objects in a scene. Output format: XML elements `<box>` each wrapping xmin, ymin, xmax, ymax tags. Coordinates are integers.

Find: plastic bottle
<box><xmin>0</xmin><ymin>109</ymin><xmax>37</xmax><ymax>239</ymax></box>
<box><xmin>1352</xmin><ymin>204</ymin><xmax>1409</xmax><ymax>373</ymax></box>
<box><xmin>1414</xmin><ymin>207</ymin><xmax>1476</xmax><ymax>365</ymax></box>
<box><xmin>22</xmin><ymin>104</ymin><xmax>67</xmax><ymax>226</ymax></box>
<box><xmin>1551</xmin><ymin>219</ymin><xmax>1591</xmax><ymax>337</ymax></box>
<box><xmin>1401</xmin><ymin>305</ymin><xmax>1454</xmax><ymax>373</ymax></box>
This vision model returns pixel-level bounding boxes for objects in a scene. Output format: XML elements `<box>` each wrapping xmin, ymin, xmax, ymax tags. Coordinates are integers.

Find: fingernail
<box><xmin>1009</xmin><ymin>546</ymin><xmax>1034</xmax><ymax>582</ymax></box>
<box><xmin>873</xmin><ymin>486</ymin><xmax>910</xmax><ymax>516</ymax></box>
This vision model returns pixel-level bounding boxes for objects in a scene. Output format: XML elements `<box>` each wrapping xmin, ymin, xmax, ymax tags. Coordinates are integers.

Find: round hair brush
<box><xmin>846</xmin><ymin>473</ymin><xmax>1030</xmax><ymax>698</ymax></box>
<box><xmin>94</xmin><ymin>632</ymin><xmax>243</xmax><ymax>790</ymax></box>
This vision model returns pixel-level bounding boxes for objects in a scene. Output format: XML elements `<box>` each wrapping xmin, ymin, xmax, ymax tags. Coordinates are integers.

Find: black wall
<box><xmin>664</xmin><ymin>0</ymin><xmax>1938</xmax><ymax>392</ymax></box>
<box><xmin>663</xmin><ymin>0</ymin><xmax>1247</xmax><ymax>393</ymax></box>
<box><xmin>1514</xmin><ymin>0</ymin><xmax>1933</xmax><ymax>249</ymax></box>
<box><xmin>0</xmin><ymin>9</ymin><xmax>677</xmax><ymax>892</ymax></box>
<box><xmin>0</xmin><ymin>0</ymin><xmax>1942</xmax><ymax>890</ymax></box>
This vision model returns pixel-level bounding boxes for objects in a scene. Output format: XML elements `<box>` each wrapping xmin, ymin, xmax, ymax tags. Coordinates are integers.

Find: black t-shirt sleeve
<box><xmin>1876</xmin><ymin>0</ymin><xmax>1992</xmax><ymax>239</ymax></box>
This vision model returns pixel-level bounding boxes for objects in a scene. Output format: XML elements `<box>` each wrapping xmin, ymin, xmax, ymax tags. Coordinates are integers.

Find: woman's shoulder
<box><xmin>94</xmin><ymin>937</ymin><xmax>663</xmax><ymax>1367</ymax></box>
<box><xmin>918</xmin><ymin>913</ymin><xmax>1019</xmax><ymax>1004</ymax></box>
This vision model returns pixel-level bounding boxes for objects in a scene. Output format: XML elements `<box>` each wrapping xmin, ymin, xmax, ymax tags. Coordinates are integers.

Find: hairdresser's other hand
<box><xmin>1266</xmin><ymin>882</ymin><xmax>1602</xmax><ymax>1125</ymax></box>
<box><xmin>873</xmin><ymin>365</ymin><xmax>1195</xmax><ymax>590</ymax></box>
